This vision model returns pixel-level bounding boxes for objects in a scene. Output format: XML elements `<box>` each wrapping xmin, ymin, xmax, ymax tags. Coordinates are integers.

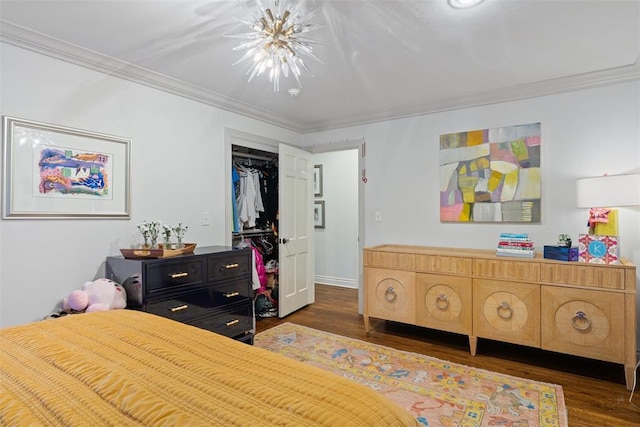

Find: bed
<box><xmin>0</xmin><ymin>310</ymin><xmax>417</xmax><ymax>426</ymax></box>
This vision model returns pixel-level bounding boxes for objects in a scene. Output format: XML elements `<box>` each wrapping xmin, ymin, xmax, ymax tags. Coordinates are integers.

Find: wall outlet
<box><xmin>202</xmin><ymin>211</ymin><xmax>210</xmax><ymax>226</ymax></box>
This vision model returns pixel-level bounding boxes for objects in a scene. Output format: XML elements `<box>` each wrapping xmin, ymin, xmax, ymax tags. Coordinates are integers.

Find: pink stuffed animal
<box><xmin>63</xmin><ymin>278</ymin><xmax>127</xmax><ymax>313</ymax></box>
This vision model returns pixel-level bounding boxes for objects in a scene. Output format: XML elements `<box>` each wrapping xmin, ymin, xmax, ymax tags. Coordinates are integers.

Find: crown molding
<box><xmin>2</xmin><ymin>20</ymin><xmax>639</xmax><ymax>134</ymax></box>
<box><xmin>0</xmin><ymin>21</ymin><xmax>303</xmax><ymax>132</ymax></box>
<box><xmin>303</xmin><ymin>57</ymin><xmax>640</xmax><ymax>132</ymax></box>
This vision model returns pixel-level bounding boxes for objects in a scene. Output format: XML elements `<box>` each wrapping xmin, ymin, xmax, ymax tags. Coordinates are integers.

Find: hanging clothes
<box><xmin>232</xmin><ymin>167</ymin><xmax>240</xmax><ymax>233</ymax></box>
<box><xmin>235</xmin><ymin>168</ymin><xmax>265</xmax><ymax>229</ymax></box>
<box><xmin>233</xmin><ymin>156</ymin><xmax>277</xmax><ymax>232</ymax></box>
<box><xmin>236</xmin><ymin>238</ymin><xmax>267</xmax><ymax>291</ymax></box>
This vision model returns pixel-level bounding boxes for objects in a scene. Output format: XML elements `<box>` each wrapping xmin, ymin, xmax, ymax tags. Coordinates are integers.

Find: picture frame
<box><xmin>313</xmin><ymin>164</ymin><xmax>323</xmax><ymax>197</ymax></box>
<box><xmin>314</xmin><ymin>200</ymin><xmax>325</xmax><ymax>229</ymax></box>
<box><xmin>2</xmin><ymin>116</ymin><xmax>131</xmax><ymax>219</ymax></box>
<box><xmin>439</xmin><ymin>122</ymin><xmax>541</xmax><ymax>223</ymax></box>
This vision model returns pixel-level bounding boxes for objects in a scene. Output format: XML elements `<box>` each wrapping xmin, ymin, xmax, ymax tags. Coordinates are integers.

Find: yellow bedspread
<box><xmin>1</xmin><ymin>310</ymin><xmax>417</xmax><ymax>426</ymax></box>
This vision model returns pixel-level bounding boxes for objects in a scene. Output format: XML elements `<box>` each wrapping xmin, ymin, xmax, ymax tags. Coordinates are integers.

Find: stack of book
<box><xmin>496</xmin><ymin>233</ymin><xmax>535</xmax><ymax>258</ymax></box>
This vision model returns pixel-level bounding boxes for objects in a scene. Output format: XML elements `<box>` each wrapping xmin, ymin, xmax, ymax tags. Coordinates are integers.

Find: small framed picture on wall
<box><xmin>314</xmin><ymin>200</ymin><xmax>325</xmax><ymax>229</ymax></box>
<box><xmin>313</xmin><ymin>164</ymin><xmax>323</xmax><ymax>197</ymax></box>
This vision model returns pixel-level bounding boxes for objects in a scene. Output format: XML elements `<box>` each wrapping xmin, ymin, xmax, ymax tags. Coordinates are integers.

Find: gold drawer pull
<box><xmin>170</xmin><ymin>272</ymin><xmax>188</xmax><ymax>279</ymax></box>
<box><xmin>497</xmin><ymin>302</ymin><xmax>513</xmax><ymax>320</ymax></box>
<box><xmin>170</xmin><ymin>304</ymin><xmax>188</xmax><ymax>312</ymax></box>
<box><xmin>224</xmin><ymin>291</ymin><xmax>240</xmax><ymax>298</ymax></box>
<box><xmin>435</xmin><ymin>294</ymin><xmax>449</xmax><ymax>310</ymax></box>
<box><xmin>571</xmin><ymin>311</ymin><xmax>592</xmax><ymax>331</ymax></box>
<box><xmin>225</xmin><ymin>319</ymin><xmax>240</xmax><ymax>327</ymax></box>
<box><xmin>384</xmin><ymin>287</ymin><xmax>397</xmax><ymax>302</ymax></box>
<box><xmin>224</xmin><ymin>263</ymin><xmax>239</xmax><ymax>269</ymax></box>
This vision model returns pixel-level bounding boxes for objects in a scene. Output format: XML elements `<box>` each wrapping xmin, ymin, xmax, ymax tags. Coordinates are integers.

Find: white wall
<box><xmin>313</xmin><ymin>150</ymin><xmax>359</xmax><ymax>288</ymax></box>
<box><xmin>0</xmin><ymin>43</ymin><xmax>301</xmax><ymax>327</ymax></box>
<box><xmin>302</xmin><ymin>81</ymin><xmax>640</xmax><ymax>348</ymax></box>
<box><xmin>303</xmin><ymin>83</ymin><xmax>640</xmax><ymax>256</ymax></box>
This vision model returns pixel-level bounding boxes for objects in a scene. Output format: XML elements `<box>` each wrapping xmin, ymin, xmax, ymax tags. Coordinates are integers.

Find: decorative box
<box><xmin>578</xmin><ymin>234</ymin><xmax>619</xmax><ymax>265</ymax></box>
<box><xmin>593</xmin><ymin>209</ymin><xmax>619</xmax><ymax>236</ymax></box>
<box><xmin>543</xmin><ymin>246</ymin><xmax>579</xmax><ymax>261</ymax></box>
<box><xmin>120</xmin><ymin>243</ymin><xmax>196</xmax><ymax>259</ymax></box>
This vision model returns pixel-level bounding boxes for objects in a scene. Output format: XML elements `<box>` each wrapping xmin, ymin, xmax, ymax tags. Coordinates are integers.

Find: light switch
<box><xmin>375</xmin><ymin>210</ymin><xmax>382</xmax><ymax>222</ymax></box>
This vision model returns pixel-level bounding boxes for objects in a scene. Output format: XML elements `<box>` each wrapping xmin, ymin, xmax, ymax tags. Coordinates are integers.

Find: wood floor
<box><xmin>256</xmin><ymin>284</ymin><xmax>640</xmax><ymax>426</ymax></box>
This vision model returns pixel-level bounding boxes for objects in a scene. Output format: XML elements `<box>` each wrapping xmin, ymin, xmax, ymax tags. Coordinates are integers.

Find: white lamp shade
<box><xmin>576</xmin><ymin>174</ymin><xmax>640</xmax><ymax>208</ymax></box>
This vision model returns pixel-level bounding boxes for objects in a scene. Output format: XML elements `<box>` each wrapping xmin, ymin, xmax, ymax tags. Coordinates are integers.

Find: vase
<box><xmin>176</xmin><ymin>237</ymin><xmax>184</xmax><ymax>249</ymax></box>
<box><xmin>163</xmin><ymin>237</ymin><xmax>172</xmax><ymax>249</ymax></box>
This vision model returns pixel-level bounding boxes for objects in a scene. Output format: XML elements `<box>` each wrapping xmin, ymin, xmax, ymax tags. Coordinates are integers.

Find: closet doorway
<box><xmin>225</xmin><ymin>128</ymin><xmax>314</xmax><ymax>318</ymax></box>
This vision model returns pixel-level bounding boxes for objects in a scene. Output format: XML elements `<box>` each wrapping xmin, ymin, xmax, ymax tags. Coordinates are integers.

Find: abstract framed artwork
<box><xmin>2</xmin><ymin>116</ymin><xmax>131</xmax><ymax>219</ymax></box>
<box><xmin>439</xmin><ymin>122</ymin><xmax>541</xmax><ymax>223</ymax></box>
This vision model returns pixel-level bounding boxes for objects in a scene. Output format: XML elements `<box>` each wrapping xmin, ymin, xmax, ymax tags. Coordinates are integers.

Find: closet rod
<box><xmin>232</xmin><ymin>151</ymin><xmax>274</xmax><ymax>161</ymax></box>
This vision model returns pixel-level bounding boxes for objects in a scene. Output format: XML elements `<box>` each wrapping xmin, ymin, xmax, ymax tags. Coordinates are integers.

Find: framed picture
<box><xmin>2</xmin><ymin>116</ymin><xmax>131</xmax><ymax>219</ymax></box>
<box><xmin>314</xmin><ymin>200</ymin><xmax>325</xmax><ymax>229</ymax></box>
<box><xmin>313</xmin><ymin>164</ymin><xmax>323</xmax><ymax>197</ymax></box>
<box><xmin>439</xmin><ymin>122</ymin><xmax>541</xmax><ymax>223</ymax></box>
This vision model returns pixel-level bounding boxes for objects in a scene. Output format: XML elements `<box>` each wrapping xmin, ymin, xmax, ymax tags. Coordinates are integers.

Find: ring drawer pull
<box><xmin>225</xmin><ymin>319</ymin><xmax>240</xmax><ymax>327</ymax></box>
<box><xmin>435</xmin><ymin>294</ymin><xmax>449</xmax><ymax>310</ymax></box>
<box><xmin>170</xmin><ymin>304</ymin><xmax>188</xmax><ymax>312</ymax></box>
<box><xmin>170</xmin><ymin>272</ymin><xmax>188</xmax><ymax>279</ymax></box>
<box><xmin>571</xmin><ymin>311</ymin><xmax>592</xmax><ymax>331</ymax></box>
<box><xmin>384</xmin><ymin>287</ymin><xmax>397</xmax><ymax>302</ymax></box>
<box><xmin>224</xmin><ymin>291</ymin><xmax>240</xmax><ymax>298</ymax></box>
<box><xmin>224</xmin><ymin>263</ymin><xmax>239</xmax><ymax>269</ymax></box>
<box><xmin>496</xmin><ymin>302</ymin><xmax>513</xmax><ymax>320</ymax></box>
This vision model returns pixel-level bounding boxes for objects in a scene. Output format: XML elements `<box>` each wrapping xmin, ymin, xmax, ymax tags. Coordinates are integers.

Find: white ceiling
<box><xmin>1</xmin><ymin>0</ymin><xmax>639</xmax><ymax>133</ymax></box>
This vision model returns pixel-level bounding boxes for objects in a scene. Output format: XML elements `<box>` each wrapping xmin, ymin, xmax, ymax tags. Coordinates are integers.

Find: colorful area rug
<box><xmin>255</xmin><ymin>323</ymin><xmax>567</xmax><ymax>427</ymax></box>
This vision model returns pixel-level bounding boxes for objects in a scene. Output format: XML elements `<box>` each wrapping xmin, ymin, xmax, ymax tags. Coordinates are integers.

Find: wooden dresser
<box><xmin>107</xmin><ymin>246</ymin><xmax>254</xmax><ymax>344</ymax></box>
<box><xmin>363</xmin><ymin>244</ymin><xmax>637</xmax><ymax>390</ymax></box>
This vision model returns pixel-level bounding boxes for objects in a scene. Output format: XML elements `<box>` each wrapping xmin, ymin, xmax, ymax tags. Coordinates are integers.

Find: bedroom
<box><xmin>1</xmin><ymin>0</ymin><xmax>639</xmax><ymax>425</ymax></box>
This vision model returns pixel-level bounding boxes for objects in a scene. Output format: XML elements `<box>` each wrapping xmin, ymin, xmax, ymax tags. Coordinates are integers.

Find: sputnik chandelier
<box><xmin>228</xmin><ymin>0</ymin><xmax>321</xmax><ymax>91</ymax></box>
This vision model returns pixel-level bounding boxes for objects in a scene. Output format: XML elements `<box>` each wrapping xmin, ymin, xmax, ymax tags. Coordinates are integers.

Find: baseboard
<box><xmin>314</xmin><ymin>275</ymin><xmax>357</xmax><ymax>289</ymax></box>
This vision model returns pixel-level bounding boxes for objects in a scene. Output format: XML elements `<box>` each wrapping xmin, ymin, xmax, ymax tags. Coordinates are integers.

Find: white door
<box><xmin>278</xmin><ymin>143</ymin><xmax>314</xmax><ymax>317</ymax></box>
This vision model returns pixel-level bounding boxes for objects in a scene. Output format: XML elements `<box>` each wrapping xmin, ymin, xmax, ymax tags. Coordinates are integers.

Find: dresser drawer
<box><xmin>192</xmin><ymin>302</ymin><xmax>253</xmax><ymax>338</ymax></box>
<box><xmin>473</xmin><ymin>278</ymin><xmax>541</xmax><ymax>348</ymax></box>
<box><xmin>210</xmin><ymin>279</ymin><xmax>252</xmax><ymax>305</ymax></box>
<box><xmin>539</xmin><ymin>263</ymin><xmax>627</xmax><ymax>290</ymax></box>
<box><xmin>365</xmin><ymin>267</ymin><xmax>416</xmax><ymax>324</ymax></box>
<box><xmin>416</xmin><ymin>255</ymin><xmax>472</xmax><ymax>276</ymax></box>
<box><xmin>365</xmin><ymin>251</ymin><xmax>415</xmax><ymax>270</ymax></box>
<box><xmin>473</xmin><ymin>259</ymin><xmax>540</xmax><ymax>282</ymax></box>
<box><xmin>145</xmin><ymin>259</ymin><xmax>204</xmax><ymax>293</ymax></box>
<box><xmin>416</xmin><ymin>273</ymin><xmax>472</xmax><ymax>335</ymax></box>
<box><xmin>207</xmin><ymin>250</ymin><xmax>251</xmax><ymax>281</ymax></box>
<box><xmin>145</xmin><ymin>288</ymin><xmax>211</xmax><ymax>322</ymax></box>
<box><xmin>541</xmin><ymin>286</ymin><xmax>625</xmax><ymax>363</ymax></box>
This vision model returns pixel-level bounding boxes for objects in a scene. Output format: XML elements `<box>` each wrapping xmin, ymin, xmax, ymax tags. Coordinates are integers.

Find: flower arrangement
<box><xmin>137</xmin><ymin>221</ymin><xmax>151</xmax><ymax>248</ymax></box>
<box><xmin>172</xmin><ymin>222</ymin><xmax>188</xmax><ymax>248</ymax></box>
<box><xmin>137</xmin><ymin>220</ymin><xmax>161</xmax><ymax>248</ymax></box>
<box><xmin>138</xmin><ymin>220</ymin><xmax>188</xmax><ymax>249</ymax></box>
<box><xmin>162</xmin><ymin>224</ymin><xmax>173</xmax><ymax>247</ymax></box>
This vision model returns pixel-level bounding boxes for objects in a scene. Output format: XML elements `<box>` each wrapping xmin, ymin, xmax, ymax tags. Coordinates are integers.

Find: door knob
<box><xmin>279</xmin><ymin>238</ymin><xmax>289</xmax><ymax>244</ymax></box>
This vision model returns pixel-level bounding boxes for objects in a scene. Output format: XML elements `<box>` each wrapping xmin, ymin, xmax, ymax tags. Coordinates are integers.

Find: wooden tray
<box><xmin>120</xmin><ymin>243</ymin><xmax>196</xmax><ymax>259</ymax></box>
